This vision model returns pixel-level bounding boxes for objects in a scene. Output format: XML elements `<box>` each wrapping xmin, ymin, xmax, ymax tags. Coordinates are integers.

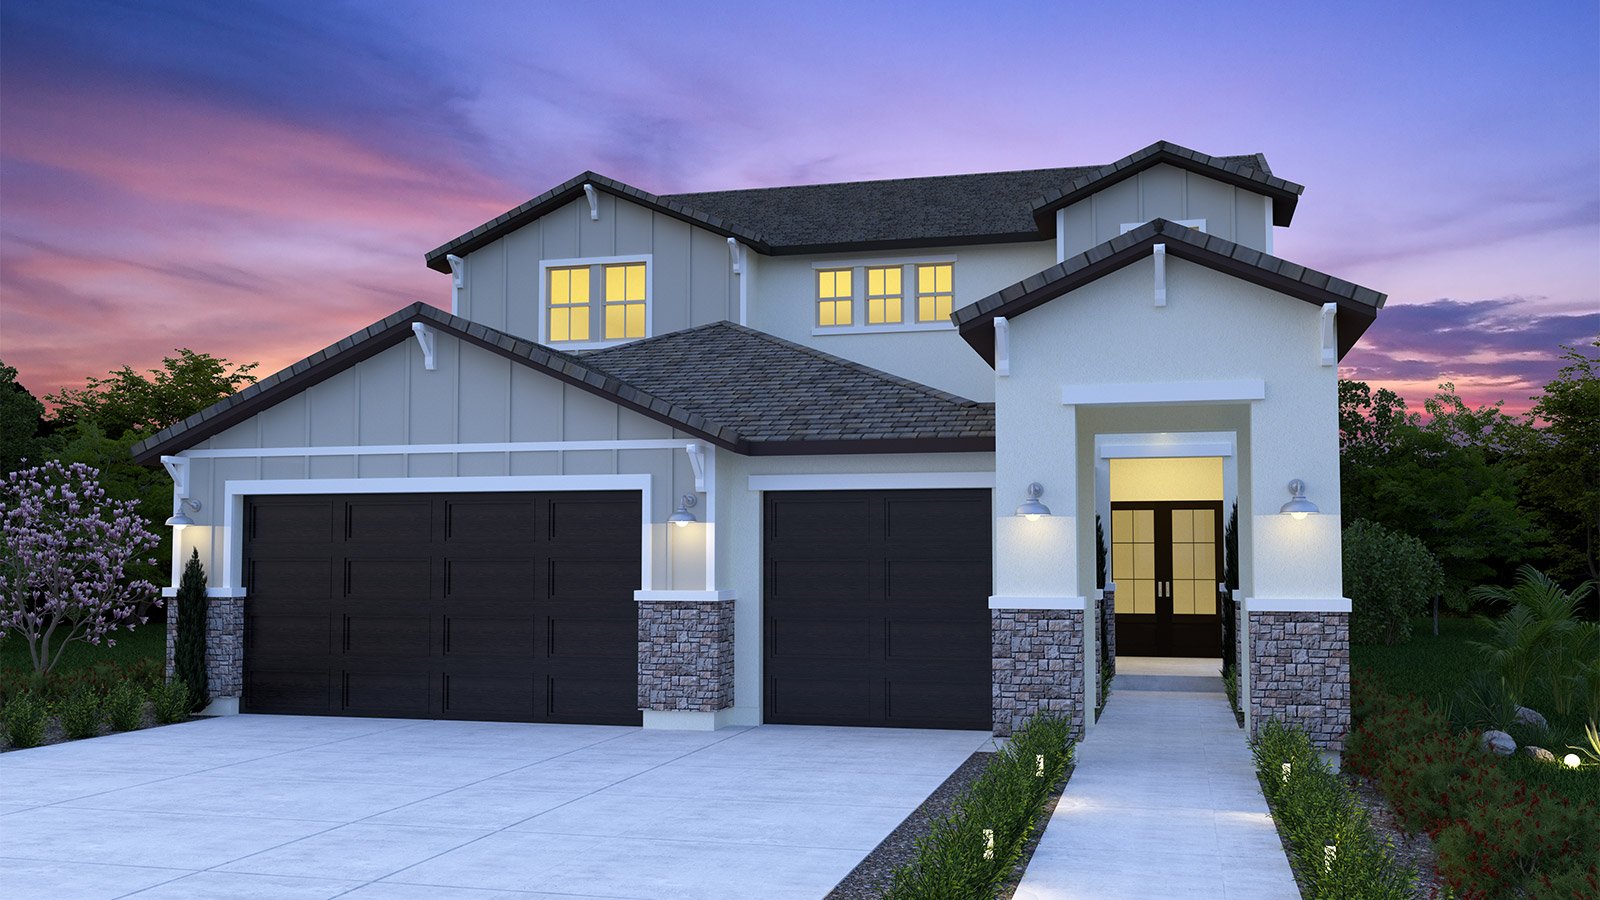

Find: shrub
<box><xmin>1469</xmin><ymin>567</ymin><xmax>1595</xmax><ymax>715</ymax></box>
<box><xmin>150</xmin><ymin>679</ymin><xmax>190</xmax><ymax>725</ymax></box>
<box><xmin>1253</xmin><ymin>718</ymin><xmax>1414</xmax><ymax>898</ymax></box>
<box><xmin>174</xmin><ymin>549</ymin><xmax>209</xmax><ymax>712</ymax></box>
<box><xmin>104</xmin><ymin>680</ymin><xmax>145</xmax><ymax>731</ymax></box>
<box><xmin>0</xmin><ymin>690</ymin><xmax>48</xmax><ymax>748</ymax></box>
<box><xmin>885</xmin><ymin>713</ymin><xmax>1074</xmax><ymax>898</ymax></box>
<box><xmin>1343</xmin><ymin>519</ymin><xmax>1444</xmax><ymax>645</ymax></box>
<box><xmin>56</xmin><ymin>685</ymin><xmax>104</xmax><ymax>739</ymax></box>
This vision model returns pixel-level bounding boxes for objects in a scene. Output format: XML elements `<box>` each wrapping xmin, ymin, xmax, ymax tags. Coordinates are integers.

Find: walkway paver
<box><xmin>1016</xmin><ymin>658</ymin><xmax>1300</xmax><ymax>900</ymax></box>
<box><xmin>0</xmin><ymin>715</ymin><xmax>993</xmax><ymax>899</ymax></box>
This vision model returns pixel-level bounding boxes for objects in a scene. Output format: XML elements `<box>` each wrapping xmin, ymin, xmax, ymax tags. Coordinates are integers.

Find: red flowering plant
<box><xmin>0</xmin><ymin>460</ymin><xmax>161</xmax><ymax>677</ymax></box>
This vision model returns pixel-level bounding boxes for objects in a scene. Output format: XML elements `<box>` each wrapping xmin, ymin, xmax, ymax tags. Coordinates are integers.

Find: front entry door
<box><xmin>1111</xmin><ymin>502</ymin><xmax>1223</xmax><ymax>657</ymax></box>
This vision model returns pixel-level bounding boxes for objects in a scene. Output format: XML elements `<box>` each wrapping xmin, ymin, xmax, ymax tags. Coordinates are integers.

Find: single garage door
<box><xmin>763</xmin><ymin>489</ymin><xmax>991</xmax><ymax>729</ymax></box>
<box><xmin>242</xmin><ymin>491</ymin><xmax>641</xmax><ymax>725</ymax></box>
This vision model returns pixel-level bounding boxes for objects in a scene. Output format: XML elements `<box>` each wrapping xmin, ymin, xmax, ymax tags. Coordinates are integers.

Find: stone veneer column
<box><xmin>992</xmin><ymin>609</ymin><xmax>1084</xmax><ymax>738</ymax></box>
<box><xmin>637</xmin><ymin>600</ymin><xmax>734</xmax><ymax>712</ymax></box>
<box><xmin>165</xmin><ymin>595</ymin><xmax>244</xmax><ymax>707</ymax></box>
<box><xmin>1248</xmin><ymin>610</ymin><xmax>1349</xmax><ymax>750</ymax></box>
<box><xmin>1102</xmin><ymin>587</ymin><xmax>1117</xmax><ymax>675</ymax></box>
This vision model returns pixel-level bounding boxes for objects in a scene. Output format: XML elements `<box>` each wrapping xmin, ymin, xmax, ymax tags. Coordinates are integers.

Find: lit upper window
<box><xmin>604</xmin><ymin>263</ymin><xmax>647</xmax><ymax>339</ymax></box>
<box><xmin>865</xmin><ymin>266</ymin><xmax>904</xmax><ymax>325</ymax></box>
<box><xmin>548</xmin><ymin>266</ymin><xmax>591</xmax><ymax>342</ymax></box>
<box><xmin>916</xmin><ymin>263</ymin><xmax>953</xmax><ymax>323</ymax></box>
<box><xmin>817</xmin><ymin>269</ymin><xmax>853</xmax><ymax>327</ymax></box>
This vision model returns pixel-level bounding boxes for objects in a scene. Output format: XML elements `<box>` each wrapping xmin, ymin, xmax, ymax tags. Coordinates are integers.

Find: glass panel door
<box><xmin>1111</xmin><ymin>501</ymin><xmax>1223</xmax><ymax>656</ymax></box>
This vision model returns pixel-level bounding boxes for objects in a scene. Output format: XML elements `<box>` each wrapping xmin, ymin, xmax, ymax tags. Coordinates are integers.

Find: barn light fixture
<box><xmin>668</xmin><ymin>494</ymin><xmax>698</xmax><ymax>528</ymax></box>
<box><xmin>165</xmin><ymin>498</ymin><xmax>202</xmax><ymax>530</ymax></box>
<box><xmin>1015</xmin><ymin>483</ymin><xmax>1051</xmax><ymax>521</ymax></box>
<box><xmin>1278</xmin><ymin>479</ymin><xmax>1319</xmax><ymax>519</ymax></box>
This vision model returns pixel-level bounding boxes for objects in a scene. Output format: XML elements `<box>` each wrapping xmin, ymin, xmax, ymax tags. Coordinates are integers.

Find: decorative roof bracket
<box><xmin>583</xmin><ymin>183</ymin><xmax>600</xmax><ymax>220</ymax></box>
<box><xmin>1320</xmin><ymin>303</ymin><xmax>1337</xmax><ymax>366</ymax></box>
<box><xmin>412</xmin><ymin>322</ymin><xmax>437</xmax><ymax>371</ymax></box>
<box><xmin>685</xmin><ymin>442</ymin><xmax>708</xmax><ymax>492</ymax></box>
<box><xmin>994</xmin><ymin>316</ymin><xmax>1011</xmax><ymax>377</ymax></box>
<box><xmin>1153</xmin><ymin>243</ymin><xmax>1167</xmax><ymax>307</ymax></box>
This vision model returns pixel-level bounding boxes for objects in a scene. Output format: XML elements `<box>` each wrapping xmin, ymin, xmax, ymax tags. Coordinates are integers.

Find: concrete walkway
<box><xmin>1015</xmin><ymin>658</ymin><xmax>1300</xmax><ymax>899</ymax></box>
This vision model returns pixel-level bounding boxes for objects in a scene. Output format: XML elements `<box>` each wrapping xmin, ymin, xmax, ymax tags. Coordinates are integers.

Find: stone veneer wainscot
<box><xmin>1248</xmin><ymin>610</ymin><xmax>1349</xmax><ymax>750</ymax></box>
<box><xmin>165</xmin><ymin>595</ymin><xmax>244</xmax><ymax>704</ymax></box>
<box><xmin>637</xmin><ymin>600</ymin><xmax>734</xmax><ymax>712</ymax></box>
<box><xmin>992</xmin><ymin>609</ymin><xmax>1084</xmax><ymax>738</ymax></box>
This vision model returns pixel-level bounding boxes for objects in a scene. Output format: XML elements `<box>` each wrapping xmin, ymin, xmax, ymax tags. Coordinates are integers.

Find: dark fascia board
<box><xmin>424</xmin><ymin>173</ymin><xmax>772</xmax><ymax>272</ymax></box>
<box><xmin>953</xmin><ymin>219</ymin><xmax>1384</xmax><ymax>366</ymax></box>
<box><xmin>131</xmin><ymin>304</ymin><xmax>991</xmax><ymax>464</ymax></box>
<box><xmin>1030</xmin><ymin>141</ymin><xmax>1305</xmax><ymax>228</ymax></box>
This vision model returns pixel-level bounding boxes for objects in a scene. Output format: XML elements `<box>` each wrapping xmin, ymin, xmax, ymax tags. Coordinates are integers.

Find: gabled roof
<box><xmin>424</xmin><ymin>142</ymin><xmax>1281</xmax><ymax>267</ymax></box>
<box><xmin>424</xmin><ymin>172</ymin><xmax>773</xmax><ymax>272</ymax></box>
<box><xmin>131</xmin><ymin>305</ymin><xmax>994</xmax><ymax>464</ymax></box>
<box><xmin>1031</xmin><ymin>141</ymin><xmax>1303</xmax><ymax>227</ymax></box>
<box><xmin>952</xmin><ymin>218</ymin><xmax>1385</xmax><ymax>365</ymax></box>
<box><xmin>577</xmin><ymin>322</ymin><xmax>994</xmax><ymax>452</ymax></box>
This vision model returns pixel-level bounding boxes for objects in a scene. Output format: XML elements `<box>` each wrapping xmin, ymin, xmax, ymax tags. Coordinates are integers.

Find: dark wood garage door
<box><xmin>763</xmin><ymin>489</ymin><xmax>991</xmax><ymax>729</ymax></box>
<box><xmin>242</xmin><ymin>491</ymin><xmax>641</xmax><ymax>725</ymax></box>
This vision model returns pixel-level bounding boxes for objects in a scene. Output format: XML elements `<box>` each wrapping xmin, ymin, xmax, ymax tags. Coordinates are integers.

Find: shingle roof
<box><xmin>131</xmin><ymin>305</ymin><xmax>993</xmax><ymax>464</ymax></box>
<box><xmin>576</xmin><ymin>322</ymin><xmax>994</xmax><ymax>449</ymax></box>
<box><xmin>951</xmin><ymin>218</ymin><xmax>1386</xmax><ymax>364</ymax></box>
<box><xmin>425</xmin><ymin>141</ymin><xmax>1282</xmax><ymax>269</ymax></box>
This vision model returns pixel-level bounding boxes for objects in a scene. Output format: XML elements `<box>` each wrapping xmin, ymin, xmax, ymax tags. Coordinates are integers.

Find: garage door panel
<box><xmin>341</xmin><ymin>670</ymin><xmax>432</xmax><ymax>716</ymax></box>
<box><xmin>248</xmin><ymin>501</ymin><xmax>333</xmax><ymax>544</ymax></box>
<box><xmin>768</xmin><ymin>616</ymin><xmax>873</xmax><ymax>659</ymax></box>
<box><xmin>765</xmin><ymin>489</ymin><xmax>990</xmax><ymax>730</ymax></box>
<box><xmin>884</xmin><ymin>558</ymin><xmax>992</xmax><ymax>600</ymax></box>
<box><xmin>767</xmin><ymin>676</ymin><xmax>872</xmax><ymax>724</ymax></box>
<box><xmin>766</xmin><ymin>560</ymin><xmax>870</xmax><ymax>602</ymax></box>
<box><xmin>548</xmin><ymin>673</ymin><xmax>641</xmax><ymax>725</ymax></box>
<box><xmin>341</xmin><ymin>613</ymin><xmax>432</xmax><ymax>656</ymax></box>
<box><xmin>445</xmin><ymin>497</ymin><xmax>540</xmax><ymax>542</ymax></box>
<box><xmin>246</xmin><ymin>612</ymin><xmax>331</xmax><ymax>657</ymax></box>
<box><xmin>248</xmin><ymin>558</ymin><xmax>332</xmax><ymax>598</ymax></box>
<box><xmin>443</xmin><ymin>673</ymin><xmax>537</xmax><ymax>719</ymax></box>
<box><xmin>444</xmin><ymin>559</ymin><xmax>536</xmax><ymax>600</ymax></box>
<box><xmin>887</xmin><ymin>619</ymin><xmax>990</xmax><ymax>661</ymax></box>
<box><xmin>343</xmin><ymin>498</ymin><xmax>433</xmax><ymax>543</ymax></box>
<box><xmin>444</xmin><ymin>615</ymin><xmax>535</xmax><ymax>657</ymax></box>
<box><xmin>244</xmin><ymin>491</ymin><xmax>639</xmax><ymax>724</ymax></box>
<box><xmin>245</xmin><ymin>668</ymin><xmax>330</xmax><ymax>713</ymax></box>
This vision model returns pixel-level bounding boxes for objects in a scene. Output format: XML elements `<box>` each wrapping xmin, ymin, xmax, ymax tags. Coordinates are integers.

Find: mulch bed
<box><xmin>826</xmin><ymin>750</ymin><xmax>1075</xmax><ymax>899</ymax></box>
<box><xmin>1342</xmin><ymin>771</ymin><xmax>1445</xmax><ymax>899</ymax></box>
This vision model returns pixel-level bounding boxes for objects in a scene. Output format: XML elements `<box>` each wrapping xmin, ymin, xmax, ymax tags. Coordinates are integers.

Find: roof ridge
<box><xmin>662</xmin><ymin>164</ymin><xmax>1102</xmax><ymax>197</ymax></box>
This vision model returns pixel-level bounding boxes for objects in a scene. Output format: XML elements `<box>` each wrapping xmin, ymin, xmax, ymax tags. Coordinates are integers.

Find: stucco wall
<box><xmin>454</xmin><ymin>194</ymin><xmax>740</xmax><ymax>345</ymax></box>
<box><xmin>1058</xmin><ymin>165</ymin><xmax>1274</xmax><ymax>257</ymax></box>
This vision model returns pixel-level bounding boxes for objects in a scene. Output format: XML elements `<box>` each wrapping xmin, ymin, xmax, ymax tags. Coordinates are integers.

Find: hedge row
<box><xmin>885</xmin><ymin>713</ymin><xmax>1074</xmax><ymax>899</ymax></box>
<box><xmin>1253</xmin><ymin>718</ymin><xmax>1414</xmax><ymax>899</ymax></box>
<box><xmin>1</xmin><ymin>679</ymin><xmax>190</xmax><ymax>749</ymax></box>
<box><xmin>1345</xmin><ymin>684</ymin><xmax>1599</xmax><ymax>898</ymax></box>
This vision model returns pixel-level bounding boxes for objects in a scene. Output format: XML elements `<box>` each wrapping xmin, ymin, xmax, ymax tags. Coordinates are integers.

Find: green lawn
<box><xmin>0</xmin><ymin>622</ymin><xmax>165</xmax><ymax>676</ymax></box>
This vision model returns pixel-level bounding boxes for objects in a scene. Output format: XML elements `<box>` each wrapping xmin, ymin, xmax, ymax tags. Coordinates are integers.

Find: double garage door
<box><xmin>764</xmin><ymin>489</ymin><xmax>993</xmax><ymax>730</ymax></box>
<box><xmin>242</xmin><ymin>491</ymin><xmax>641</xmax><ymax>725</ymax></box>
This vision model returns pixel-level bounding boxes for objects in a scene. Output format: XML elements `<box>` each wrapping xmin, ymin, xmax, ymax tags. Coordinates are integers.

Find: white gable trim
<box><xmin>746</xmin><ymin>472</ymin><xmax>993</xmax><ymax>492</ymax></box>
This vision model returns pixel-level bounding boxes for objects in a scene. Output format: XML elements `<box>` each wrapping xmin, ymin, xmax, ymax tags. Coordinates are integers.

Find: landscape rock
<box><xmin>1513</xmin><ymin>706</ymin><xmax>1549</xmax><ymax>731</ymax></box>
<box><xmin>1480</xmin><ymin>730</ymin><xmax>1516</xmax><ymax>755</ymax></box>
<box><xmin>1523</xmin><ymin>745</ymin><xmax>1556</xmax><ymax>763</ymax></box>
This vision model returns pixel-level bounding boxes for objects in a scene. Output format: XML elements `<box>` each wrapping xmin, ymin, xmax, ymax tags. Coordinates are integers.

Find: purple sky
<box><xmin>2</xmin><ymin>0</ymin><xmax>1596</xmax><ymax>415</ymax></box>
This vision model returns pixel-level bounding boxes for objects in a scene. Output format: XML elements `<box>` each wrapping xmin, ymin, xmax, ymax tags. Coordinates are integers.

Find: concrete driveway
<box><xmin>0</xmin><ymin>715</ymin><xmax>993</xmax><ymax>899</ymax></box>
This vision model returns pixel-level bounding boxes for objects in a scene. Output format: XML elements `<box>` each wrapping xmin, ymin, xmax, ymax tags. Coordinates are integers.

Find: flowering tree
<box><xmin>0</xmin><ymin>460</ymin><xmax>161</xmax><ymax>675</ymax></box>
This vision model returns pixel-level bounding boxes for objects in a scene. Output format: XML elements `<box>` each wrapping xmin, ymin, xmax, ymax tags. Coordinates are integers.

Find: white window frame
<box><xmin>538</xmin><ymin>254</ymin><xmax>653</xmax><ymax>349</ymax></box>
<box><xmin>1120</xmin><ymin>218</ymin><xmax>1206</xmax><ymax>234</ymax></box>
<box><xmin>809</xmin><ymin>255</ymin><xmax>957</xmax><ymax>335</ymax></box>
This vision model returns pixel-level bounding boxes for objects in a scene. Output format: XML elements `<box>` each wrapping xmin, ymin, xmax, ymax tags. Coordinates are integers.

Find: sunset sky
<box><xmin>2</xmin><ymin>0</ymin><xmax>1596</xmax><ymax>416</ymax></box>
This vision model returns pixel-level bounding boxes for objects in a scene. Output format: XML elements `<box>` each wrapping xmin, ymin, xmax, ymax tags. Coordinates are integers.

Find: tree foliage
<box><xmin>0</xmin><ymin>461</ymin><xmax>161</xmax><ymax>675</ymax></box>
<box><xmin>44</xmin><ymin>349</ymin><xmax>256</xmax><ymax>437</ymax></box>
<box><xmin>0</xmin><ymin>362</ymin><xmax>45</xmax><ymax>474</ymax></box>
<box><xmin>1343</xmin><ymin>519</ymin><xmax>1446</xmax><ymax>645</ymax></box>
<box><xmin>1516</xmin><ymin>341</ymin><xmax>1600</xmax><ymax>584</ymax></box>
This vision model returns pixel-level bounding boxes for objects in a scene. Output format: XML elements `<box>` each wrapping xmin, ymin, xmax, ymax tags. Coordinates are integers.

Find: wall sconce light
<box><xmin>668</xmin><ymin>494</ymin><xmax>698</xmax><ymax>528</ymax></box>
<box><xmin>1278</xmin><ymin>479</ymin><xmax>1319</xmax><ymax>520</ymax></box>
<box><xmin>165</xmin><ymin>498</ymin><xmax>202</xmax><ymax>530</ymax></box>
<box><xmin>1015</xmin><ymin>482</ymin><xmax>1051</xmax><ymax>521</ymax></box>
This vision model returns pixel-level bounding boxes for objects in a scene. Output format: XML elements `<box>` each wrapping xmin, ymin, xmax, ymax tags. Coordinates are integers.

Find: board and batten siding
<box><xmin>1058</xmin><ymin>164</ymin><xmax>1274</xmax><ymax>257</ymax></box>
<box><xmin>173</xmin><ymin>333</ymin><xmax>708</xmax><ymax>592</ymax></box>
<box><xmin>454</xmin><ymin>194</ymin><xmax>739</xmax><ymax>342</ymax></box>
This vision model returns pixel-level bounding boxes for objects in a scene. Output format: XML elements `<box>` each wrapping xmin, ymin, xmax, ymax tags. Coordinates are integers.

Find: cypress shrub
<box><xmin>174</xmin><ymin>549</ymin><xmax>209</xmax><ymax>712</ymax></box>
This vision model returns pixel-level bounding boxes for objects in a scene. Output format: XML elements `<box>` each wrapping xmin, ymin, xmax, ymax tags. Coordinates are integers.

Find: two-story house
<box><xmin>134</xmin><ymin>140</ymin><xmax>1383</xmax><ymax>749</ymax></box>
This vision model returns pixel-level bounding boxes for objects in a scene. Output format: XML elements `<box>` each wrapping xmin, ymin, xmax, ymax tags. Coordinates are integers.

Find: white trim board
<box><xmin>988</xmin><ymin>596</ymin><xmax>1087</xmax><ymax>610</ymax></box>
<box><xmin>1245</xmin><ymin>597</ymin><xmax>1352</xmax><ymax>613</ymax></box>
<box><xmin>634</xmin><ymin>590</ymin><xmax>736</xmax><ymax>603</ymax></box>
<box><xmin>218</xmin><ymin>474</ymin><xmax>652</xmax><ymax>597</ymax></box>
<box><xmin>183</xmin><ymin>439</ymin><xmax>697</xmax><ymax>459</ymax></box>
<box><xmin>746</xmin><ymin>472</ymin><xmax>994</xmax><ymax>492</ymax></box>
<box><xmin>1062</xmin><ymin>379</ymin><xmax>1265</xmax><ymax>407</ymax></box>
